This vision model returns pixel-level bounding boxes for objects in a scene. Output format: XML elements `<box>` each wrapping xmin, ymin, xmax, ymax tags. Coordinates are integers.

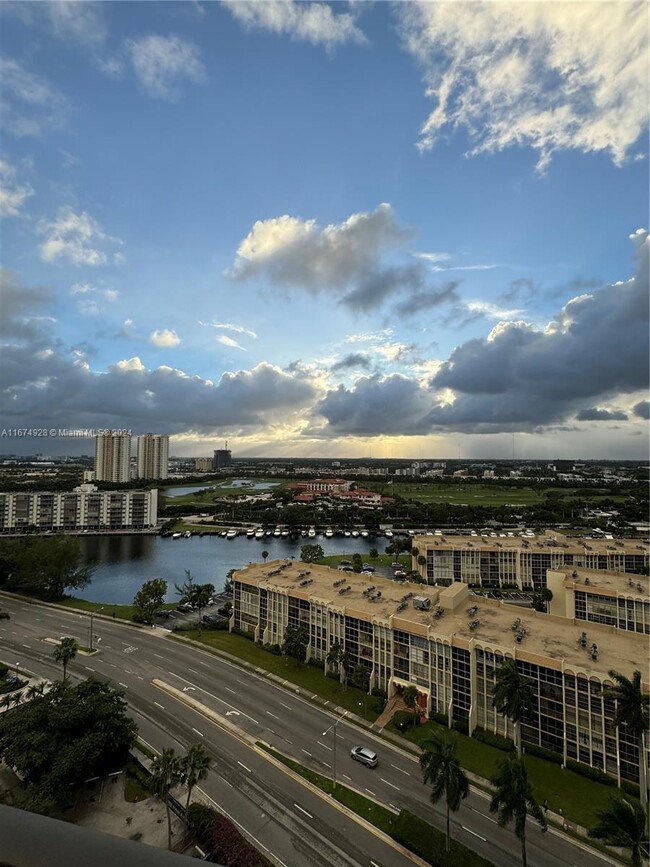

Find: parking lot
<box><xmin>154</xmin><ymin>590</ymin><xmax>232</xmax><ymax>631</ymax></box>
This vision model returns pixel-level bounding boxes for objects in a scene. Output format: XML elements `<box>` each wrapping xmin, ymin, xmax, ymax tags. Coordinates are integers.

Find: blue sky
<box><xmin>1</xmin><ymin>1</ymin><xmax>648</xmax><ymax>459</ymax></box>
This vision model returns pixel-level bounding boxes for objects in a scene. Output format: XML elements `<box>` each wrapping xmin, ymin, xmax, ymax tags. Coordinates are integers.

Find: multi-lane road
<box><xmin>0</xmin><ymin>594</ymin><xmax>617</xmax><ymax>867</ymax></box>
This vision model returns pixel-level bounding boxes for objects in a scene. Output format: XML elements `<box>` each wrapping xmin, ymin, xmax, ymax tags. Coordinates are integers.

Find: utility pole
<box><xmin>89</xmin><ymin>605</ymin><xmax>104</xmax><ymax>651</ymax></box>
<box><xmin>322</xmin><ymin>711</ymin><xmax>348</xmax><ymax>792</ymax></box>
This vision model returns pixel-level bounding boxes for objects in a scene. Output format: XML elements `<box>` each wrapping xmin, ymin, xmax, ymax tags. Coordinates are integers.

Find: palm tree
<box><xmin>26</xmin><ymin>683</ymin><xmax>45</xmax><ymax>701</ymax></box>
<box><xmin>150</xmin><ymin>748</ymin><xmax>186</xmax><ymax>850</ymax></box>
<box><xmin>403</xmin><ymin>685</ymin><xmax>420</xmax><ymax>727</ymax></box>
<box><xmin>339</xmin><ymin>649</ymin><xmax>350</xmax><ymax>689</ymax></box>
<box><xmin>325</xmin><ymin>641</ymin><xmax>341</xmax><ymax>675</ymax></box>
<box><xmin>175</xmin><ymin>571</ymin><xmax>214</xmax><ymax>633</ymax></box>
<box><xmin>53</xmin><ymin>637</ymin><xmax>78</xmax><ymax>680</ymax></box>
<box><xmin>11</xmin><ymin>691</ymin><xmax>23</xmax><ymax>707</ymax></box>
<box><xmin>0</xmin><ymin>695</ymin><xmax>12</xmax><ymax>713</ymax></box>
<box><xmin>588</xmin><ymin>797</ymin><xmax>647</xmax><ymax>867</ymax></box>
<box><xmin>489</xmin><ymin>756</ymin><xmax>547</xmax><ymax>867</ymax></box>
<box><xmin>492</xmin><ymin>658</ymin><xmax>535</xmax><ymax>756</ymax></box>
<box><xmin>601</xmin><ymin>670</ymin><xmax>649</xmax><ymax>811</ymax></box>
<box><xmin>182</xmin><ymin>743</ymin><xmax>211</xmax><ymax>811</ymax></box>
<box><xmin>420</xmin><ymin>732</ymin><xmax>469</xmax><ymax>852</ymax></box>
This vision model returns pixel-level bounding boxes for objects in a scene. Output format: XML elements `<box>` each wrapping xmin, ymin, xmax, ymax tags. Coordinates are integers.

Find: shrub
<box><xmin>307</xmin><ymin>657</ymin><xmax>323</xmax><ymax>668</ymax></box>
<box><xmin>566</xmin><ymin>759</ymin><xmax>616</xmax><ymax>786</ymax></box>
<box><xmin>523</xmin><ymin>742</ymin><xmax>562</xmax><ymax>764</ymax></box>
<box><xmin>232</xmin><ymin>627</ymin><xmax>254</xmax><ymax>641</ymax></box>
<box><xmin>453</xmin><ymin>719</ymin><xmax>469</xmax><ymax>735</ymax></box>
<box><xmin>621</xmin><ymin>780</ymin><xmax>641</xmax><ymax>799</ymax></box>
<box><xmin>472</xmin><ymin>727</ymin><xmax>514</xmax><ymax>753</ymax></box>
<box><xmin>326</xmin><ymin>671</ymin><xmax>340</xmax><ymax>681</ymax></box>
<box><xmin>186</xmin><ymin>802</ymin><xmax>219</xmax><ymax>841</ymax></box>
<box><xmin>0</xmin><ymin>665</ymin><xmax>8</xmax><ymax>679</ymax></box>
<box><xmin>208</xmin><ymin>814</ymin><xmax>272</xmax><ymax>866</ymax></box>
<box><xmin>0</xmin><ymin>677</ymin><xmax>28</xmax><ymax>695</ymax></box>
<box><xmin>262</xmin><ymin>643</ymin><xmax>282</xmax><ymax>655</ymax></box>
<box><xmin>371</xmin><ymin>687</ymin><xmax>387</xmax><ymax>699</ymax></box>
<box><xmin>428</xmin><ymin>710</ymin><xmax>449</xmax><ymax>727</ymax></box>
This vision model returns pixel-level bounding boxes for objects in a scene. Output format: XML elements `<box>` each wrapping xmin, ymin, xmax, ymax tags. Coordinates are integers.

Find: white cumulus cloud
<box><xmin>38</xmin><ymin>208</ymin><xmax>122</xmax><ymax>266</ymax></box>
<box><xmin>149</xmin><ymin>328</ymin><xmax>181</xmax><ymax>348</ymax></box>
<box><xmin>126</xmin><ymin>34</ymin><xmax>206</xmax><ymax>99</ymax></box>
<box><xmin>223</xmin><ymin>0</ymin><xmax>365</xmax><ymax>47</ymax></box>
<box><xmin>217</xmin><ymin>334</ymin><xmax>246</xmax><ymax>351</ymax></box>
<box><xmin>399</xmin><ymin>1</ymin><xmax>649</xmax><ymax>172</ymax></box>
<box><xmin>0</xmin><ymin>157</ymin><xmax>34</xmax><ymax>217</ymax></box>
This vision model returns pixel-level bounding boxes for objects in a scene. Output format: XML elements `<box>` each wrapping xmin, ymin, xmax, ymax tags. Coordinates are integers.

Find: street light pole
<box><xmin>89</xmin><ymin>606</ymin><xmax>104</xmax><ymax>651</ymax></box>
<box><xmin>323</xmin><ymin>710</ymin><xmax>347</xmax><ymax>793</ymax></box>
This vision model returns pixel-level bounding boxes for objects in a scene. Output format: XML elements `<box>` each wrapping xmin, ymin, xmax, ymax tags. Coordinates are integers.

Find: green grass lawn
<box><xmin>178</xmin><ymin>629</ymin><xmax>380</xmax><ymax>721</ymax></box>
<box><xmin>387</xmin><ymin>714</ymin><xmax>630</xmax><ymax>830</ymax></box>
<box><xmin>60</xmin><ymin>597</ymin><xmax>177</xmax><ymax>622</ymax></box>
<box><xmin>162</xmin><ymin>478</ymin><xmax>283</xmax><ymax>506</ymax></box>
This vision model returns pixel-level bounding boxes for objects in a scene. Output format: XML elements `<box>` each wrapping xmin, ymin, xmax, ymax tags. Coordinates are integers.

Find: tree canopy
<box><xmin>0</xmin><ymin>535</ymin><xmax>93</xmax><ymax>600</ymax></box>
<box><xmin>300</xmin><ymin>544</ymin><xmax>324</xmax><ymax>563</ymax></box>
<box><xmin>282</xmin><ymin>625</ymin><xmax>309</xmax><ymax>664</ymax></box>
<box><xmin>133</xmin><ymin>578</ymin><xmax>168</xmax><ymax>624</ymax></box>
<box><xmin>0</xmin><ymin>679</ymin><xmax>136</xmax><ymax>800</ymax></box>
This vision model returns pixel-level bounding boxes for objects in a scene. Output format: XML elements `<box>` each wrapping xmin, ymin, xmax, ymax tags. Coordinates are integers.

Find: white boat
<box><xmin>171</xmin><ymin>532</ymin><xmax>182</xmax><ymax>539</ymax></box>
<box><xmin>325</xmin><ymin>528</ymin><xmax>333</xmax><ymax>538</ymax></box>
<box><xmin>360</xmin><ymin>530</ymin><xmax>368</xmax><ymax>538</ymax></box>
<box><xmin>344</xmin><ymin>530</ymin><xmax>351</xmax><ymax>537</ymax></box>
<box><xmin>351</xmin><ymin>530</ymin><xmax>359</xmax><ymax>538</ymax></box>
<box><xmin>308</xmin><ymin>528</ymin><xmax>316</xmax><ymax>538</ymax></box>
<box><xmin>301</xmin><ymin>529</ymin><xmax>307</xmax><ymax>537</ymax></box>
<box><xmin>273</xmin><ymin>528</ymin><xmax>281</xmax><ymax>537</ymax></box>
<box><xmin>385</xmin><ymin>529</ymin><xmax>394</xmax><ymax>538</ymax></box>
<box><xmin>255</xmin><ymin>529</ymin><xmax>264</xmax><ymax>539</ymax></box>
<box><xmin>184</xmin><ymin>531</ymin><xmax>192</xmax><ymax>538</ymax></box>
<box><xmin>246</xmin><ymin>529</ymin><xmax>255</xmax><ymax>539</ymax></box>
<box><xmin>226</xmin><ymin>529</ymin><xmax>237</xmax><ymax>539</ymax></box>
<box><xmin>281</xmin><ymin>530</ymin><xmax>289</xmax><ymax>538</ymax></box>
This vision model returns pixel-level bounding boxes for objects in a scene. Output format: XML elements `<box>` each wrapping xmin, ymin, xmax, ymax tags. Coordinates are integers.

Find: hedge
<box><xmin>429</xmin><ymin>711</ymin><xmax>450</xmax><ymax>727</ymax></box>
<box><xmin>472</xmin><ymin>728</ymin><xmax>514</xmax><ymax>753</ymax></box>
<box><xmin>392</xmin><ymin>810</ymin><xmax>496</xmax><ymax>867</ymax></box>
<box><xmin>0</xmin><ymin>665</ymin><xmax>8</xmax><ymax>680</ymax></box>
<box><xmin>523</xmin><ymin>742</ymin><xmax>562</xmax><ymax>764</ymax></box>
<box><xmin>566</xmin><ymin>758</ymin><xmax>616</xmax><ymax>787</ymax></box>
<box><xmin>186</xmin><ymin>803</ymin><xmax>272</xmax><ymax>867</ymax></box>
<box><xmin>621</xmin><ymin>780</ymin><xmax>641</xmax><ymax>799</ymax></box>
<box><xmin>0</xmin><ymin>678</ymin><xmax>28</xmax><ymax>695</ymax></box>
<box><xmin>453</xmin><ymin>719</ymin><xmax>469</xmax><ymax>735</ymax></box>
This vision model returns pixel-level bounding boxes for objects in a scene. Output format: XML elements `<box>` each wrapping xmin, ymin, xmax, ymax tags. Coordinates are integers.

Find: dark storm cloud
<box><xmin>330</xmin><ymin>353</ymin><xmax>372</xmax><ymax>372</ymax></box>
<box><xmin>632</xmin><ymin>400</ymin><xmax>650</xmax><ymax>419</ymax></box>
<box><xmin>313</xmin><ymin>230</ymin><xmax>649</xmax><ymax>437</ymax></box>
<box><xmin>0</xmin><ymin>268</ymin><xmax>53</xmax><ymax>340</ymax></box>
<box><xmin>576</xmin><ymin>408</ymin><xmax>628</xmax><ymax>421</ymax></box>
<box><xmin>394</xmin><ymin>281</ymin><xmax>460</xmax><ymax>317</ymax></box>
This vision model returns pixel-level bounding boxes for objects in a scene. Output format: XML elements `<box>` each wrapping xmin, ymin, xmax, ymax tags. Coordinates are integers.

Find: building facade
<box><xmin>212</xmin><ymin>448</ymin><xmax>232</xmax><ymax>470</ymax></box>
<box><xmin>0</xmin><ymin>485</ymin><xmax>158</xmax><ymax>532</ymax></box>
<box><xmin>194</xmin><ymin>458</ymin><xmax>213</xmax><ymax>473</ymax></box>
<box><xmin>136</xmin><ymin>433</ymin><xmax>169</xmax><ymax>480</ymax></box>
<box><xmin>548</xmin><ymin>567</ymin><xmax>649</xmax><ymax>635</ymax></box>
<box><xmin>233</xmin><ymin>560</ymin><xmax>649</xmax><ymax>789</ymax></box>
<box><xmin>413</xmin><ymin>531</ymin><xmax>649</xmax><ymax>591</ymax></box>
<box><xmin>94</xmin><ymin>432</ymin><xmax>131</xmax><ymax>483</ymax></box>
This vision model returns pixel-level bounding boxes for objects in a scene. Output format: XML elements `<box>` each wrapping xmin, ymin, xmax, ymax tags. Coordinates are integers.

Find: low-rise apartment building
<box><xmin>233</xmin><ymin>559</ymin><xmax>649</xmax><ymax>788</ymax></box>
<box><xmin>0</xmin><ymin>485</ymin><xmax>158</xmax><ymax>532</ymax></box>
<box><xmin>548</xmin><ymin>566</ymin><xmax>649</xmax><ymax>635</ymax></box>
<box><xmin>412</xmin><ymin>531</ymin><xmax>649</xmax><ymax>590</ymax></box>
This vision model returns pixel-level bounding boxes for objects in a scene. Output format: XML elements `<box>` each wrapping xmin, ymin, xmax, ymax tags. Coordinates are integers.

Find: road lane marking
<box><xmin>471</xmin><ymin>808</ymin><xmax>497</xmax><ymax>824</ymax></box>
<box><xmin>381</xmin><ymin>778</ymin><xmax>400</xmax><ymax>791</ymax></box>
<box><xmin>192</xmin><ymin>728</ymin><xmax>204</xmax><ymax>738</ymax></box>
<box><xmin>118</xmin><ymin>682</ymin><xmax>129</xmax><ymax>689</ymax></box>
<box><xmin>285</xmin><ymin>739</ymin><xmax>293</xmax><ymax>745</ymax></box>
<box><xmin>322</xmin><ymin>762</ymin><xmax>331</xmax><ymax>769</ymax></box>
<box><xmin>342</xmin><ymin>774</ymin><xmax>351</xmax><ymax>781</ymax></box>
<box><xmin>153</xmin><ymin>653</ymin><xmax>165</xmax><ymax>660</ymax></box>
<box><xmin>294</xmin><ymin>804</ymin><xmax>313</xmax><ymax>819</ymax></box>
<box><xmin>266</xmin><ymin>711</ymin><xmax>280</xmax><ymax>720</ymax></box>
<box><xmin>21</xmin><ymin>644</ymin><xmax>31</xmax><ymax>649</ymax></box>
<box><xmin>371</xmin><ymin>862</ymin><xmax>382</xmax><ymax>867</ymax></box>
<box><xmin>391</xmin><ymin>764</ymin><xmax>410</xmax><ymax>776</ymax></box>
<box><xmin>317</xmin><ymin>741</ymin><xmax>332</xmax><ymax>751</ymax></box>
<box><xmin>237</xmin><ymin>761</ymin><xmax>251</xmax><ymax>773</ymax></box>
<box><xmin>365</xmin><ymin>788</ymin><xmax>376</xmax><ymax>797</ymax></box>
<box><xmin>279</xmin><ymin>702</ymin><xmax>292</xmax><ymax>710</ymax></box>
<box><xmin>462</xmin><ymin>826</ymin><xmax>486</xmax><ymax>842</ymax></box>
<box><xmin>224</xmin><ymin>686</ymin><xmax>237</xmax><ymax>694</ymax></box>
<box><xmin>301</xmin><ymin>749</ymin><xmax>312</xmax><ymax>757</ymax></box>
<box><xmin>154</xmin><ymin>701</ymin><xmax>165</xmax><ymax>709</ymax></box>
<box><xmin>85</xmin><ymin>666</ymin><xmax>95</xmax><ymax>672</ymax></box>
<box><xmin>188</xmin><ymin>668</ymin><xmax>199</xmax><ymax>674</ymax></box>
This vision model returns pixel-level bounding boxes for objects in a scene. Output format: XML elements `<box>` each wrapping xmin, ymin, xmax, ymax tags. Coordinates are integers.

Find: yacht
<box><xmin>325</xmin><ymin>528</ymin><xmax>333</xmax><ymax>538</ymax></box>
<box><xmin>308</xmin><ymin>528</ymin><xmax>316</xmax><ymax>539</ymax></box>
<box><xmin>301</xmin><ymin>529</ymin><xmax>307</xmax><ymax>537</ymax></box>
<box><xmin>255</xmin><ymin>529</ymin><xmax>265</xmax><ymax>539</ymax></box>
<box><xmin>344</xmin><ymin>530</ymin><xmax>351</xmax><ymax>537</ymax></box>
<box><xmin>171</xmin><ymin>532</ymin><xmax>182</xmax><ymax>539</ymax></box>
<box><xmin>184</xmin><ymin>531</ymin><xmax>192</xmax><ymax>538</ymax></box>
<box><xmin>351</xmin><ymin>530</ymin><xmax>359</xmax><ymax>538</ymax></box>
<box><xmin>385</xmin><ymin>529</ymin><xmax>394</xmax><ymax>538</ymax></box>
<box><xmin>219</xmin><ymin>530</ymin><xmax>227</xmax><ymax>538</ymax></box>
<box><xmin>360</xmin><ymin>530</ymin><xmax>368</xmax><ymax>538</ymax></box>
<box><xmin>226</xmin><ymin>529</ymin><xmax>237</xmax><ymax>539</ymax></box>
<box><xmin>281</xmin><ymin>529</ymin><xmax>289</xmax><ymax>538</ymax></box>
<box><xmin>246</xmin><ymin>529</ymin><xmax>255</xmax><ymax>539</ymax></box>
<box><xmin>273</xmin><ymin>528</ymin><xmax>281</xmax><ymax>537</ymax></box>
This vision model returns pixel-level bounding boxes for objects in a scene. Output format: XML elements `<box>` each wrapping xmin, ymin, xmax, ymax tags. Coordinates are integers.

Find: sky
<box><xmin>1</xmin><ymin>0</ymin><xmax>649</xmax><ymax>460</ymax></box>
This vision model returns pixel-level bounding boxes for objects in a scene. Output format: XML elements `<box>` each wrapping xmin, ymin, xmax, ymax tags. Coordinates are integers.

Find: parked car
<box><xmin>362</xmin><ymin>564</ymin><xmax>375</xmax><ymax>571</ymax></box>
<box><xmin>217</xmin><ymin>606</ymin><xmax>231</xmax><ymax>617</ymax></box>
<box><xmin>350</xmin><ymin>746</ymin><xmax>378</xmax><ymax>768</ymax></box>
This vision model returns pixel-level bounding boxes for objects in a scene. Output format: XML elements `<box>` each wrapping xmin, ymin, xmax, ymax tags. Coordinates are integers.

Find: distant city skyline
<box><xmin>1</xmin><ymin>2</ymin><xmax>648</xmax><ymax>459</ymax></box>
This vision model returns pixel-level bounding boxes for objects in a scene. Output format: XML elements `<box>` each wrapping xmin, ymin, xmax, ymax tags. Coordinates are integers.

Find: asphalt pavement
<box><xmin>0</xmin><ymin>593</ymin><xmax>619</xmax><ymax>867</ymax></box>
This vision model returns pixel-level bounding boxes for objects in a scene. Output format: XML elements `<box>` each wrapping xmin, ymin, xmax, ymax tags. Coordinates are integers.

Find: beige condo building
<box><xmin>233</xmin><ymin>559</ymin><xmax>650</xmax><ymax>790</ymax></box>
<box><xmin>136</xmin><ymin>433</ymin><xmax>169</xmax><ymax>480</ymax></box>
